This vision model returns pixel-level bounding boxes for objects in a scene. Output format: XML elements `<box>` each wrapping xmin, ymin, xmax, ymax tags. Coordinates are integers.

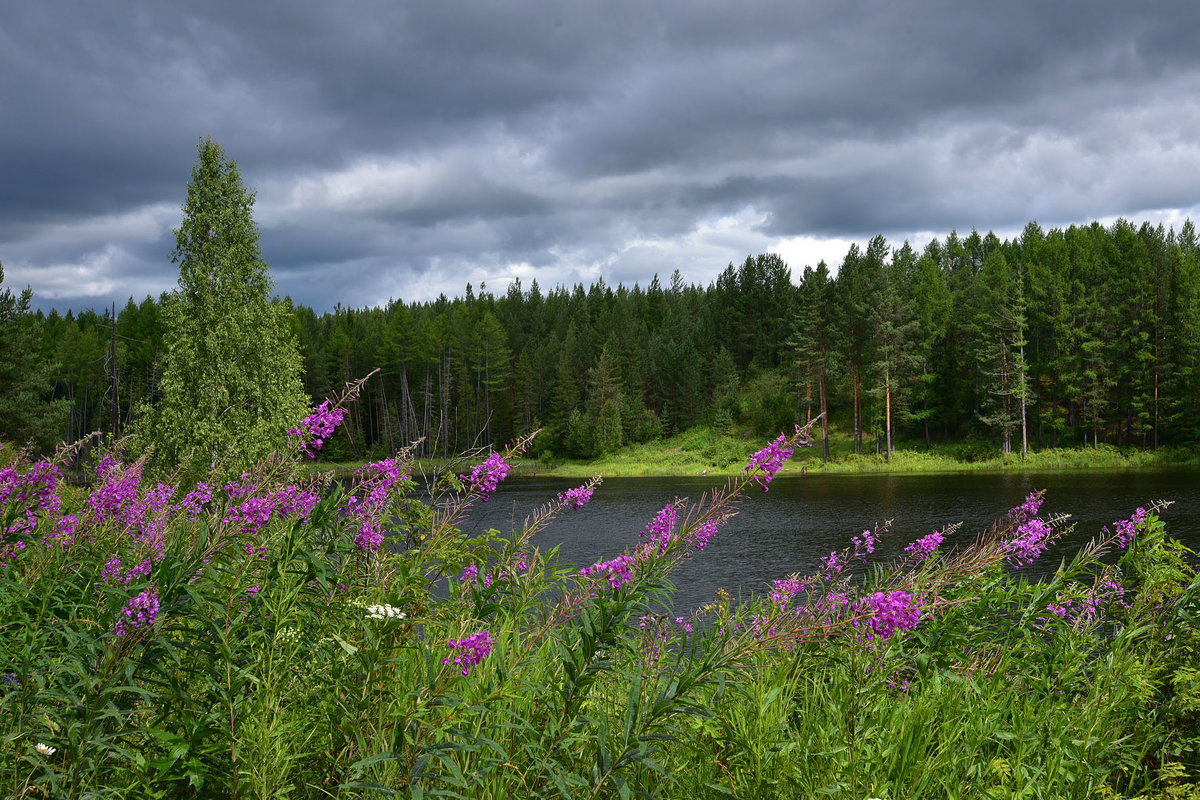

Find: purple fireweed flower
<box><xmin>558</xmin><ymin>483</ymin><xmax>594</xmax><ymax>509</ymax></box>
<box><xmin>904</xmin><ymin>528</ymin><xmax>946</xmax><ymax>564</ymax></box>
<box><xmin>175</xmin><ymin>482</ymin><xmax>213</xmax><ymax>520</ymax></box>
<box><xmin>689</xmin><ymin>519</ymin><xmax>718</xmax><ymax>552</ymax></box>
<box><xmin>744</xmin><ymin>433</ymin><xmax>795</xmax><ymax>491</ymax></box>
<box><xmin>101</xmin><ymin>554</ymin><xmax>122</xmax><ymax>583</ymax></box>
<box><xmin>640</xmin><ymin>503</ymin><xmax>679</xmax><ymax>556</ymax></box>
<box><xmin>770</xmin><ymin>576</ymin><xmax>805</xmax><ymax>609</ymax></box>
<box><xmin>355</xmin><ymin>458</ymin><xmax>405</xmax><ymax>507</ymax></box>
<box><xmin>42</xmin><ymin>514</ymin><xmax>79</xmax><ymax>550</ymax></box>
<box><xmin>443</xmin><ymin>630</ymin><xmax>495</xmax><ymax>676</ymax></box>
<box><xmin>1048</xmin><ymin>577</ymin><xmax>1130</xmax><ymax>625</ymax></box>
<box><xmin>88</xmin><ymin>456</ymin><xmax>141</xmax><ymax>521</ymax></box>
<box><xmin>820</xmin><ymin>550</ymin><xmax>843</xmax><ymax>581</ymax></box>
<box><xmin>120</xmin><ymin>558</ymin><xmax>152</xmax><ymax>586</ymax></box>
<box><xmin>1047</xmin><ymin>600</ymin><xmax>1072</xmax><ymax>619</ymax></box>
<box><xmin>111</xmin><ymin>588</ymin><xmax>160</xmax><ymax>636</ymax></box>
<box><xmin>854</xmin><ymin>590</ymin><xmax>921</xmax><ymax>642</ymax></box>
<box><xmin>272</xmin><ymin>485</ymin><xmax>320</xmax><ymax>521</ymax></box>
<box><xmin>1009</xmin><ymin>491</ymin><xmax>1044</xmax><ymax>524</ymax></box>
<box><xmin>461</xmin><ymin>452</ymin><xmax>511</xmax><ymax>502</ymax></box>
<box><xmin>1</xmin><ymin>460</ymin><xmax>63</xmax><ymax>536</ymax></box>
<box><xmin>580</xmin><ymin>553</ymin><xmax>637</xmax><ymax>590</ymax></box>
<box><xmin>341</xmin><ymin>458</ymin><xmax>407</xmax><ymax>553</ymax></box>
<box><xmin>1109</xmin><ymin>507</ymin><xmax>1148</xmax><ymax>549</ymax></box>
<box><xmin>354</xmin><ymin>519</ymin><xmax>384</xmax><ymax>552</ymax></box>
<box><xmin>289</xmin><ymin>400</ymin><xmax>347</xmax><ymax>458</ymax></box>
<box><xmin>225</xmin><ymin>496</ymin><xmax>278</xmax><ymax>536</ymax></box>
<box><xmin>224</xmin><ymin>475</ymin><xmax>258</xmax><ymax>501</ymax></box>
<box><xmin>852</xmin><ymin>529</ymin><xmax>876</xmax><ymax>556</ymax></box>
<box><xmin>1</xmin><ymin>541</ymin><xmax>27</xmax><ymax>569</ymax></box>
<box><xmin>1002</xmin><ymin>517</ymin><xmax>1053</xmax><ymax>568</ymax></box>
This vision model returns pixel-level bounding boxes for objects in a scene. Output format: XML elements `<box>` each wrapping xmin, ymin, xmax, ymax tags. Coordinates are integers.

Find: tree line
<box><xmin>3</xmin><ymin>218</ymin><xmax>1199</xmax><ymax>461</ymax></box>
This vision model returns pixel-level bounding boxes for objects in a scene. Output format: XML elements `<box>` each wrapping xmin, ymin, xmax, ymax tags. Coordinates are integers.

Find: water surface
<box><xmin>460</xmin><ymin>469</ymin><xmax>1200</xmax><ymax>612</ymax></box>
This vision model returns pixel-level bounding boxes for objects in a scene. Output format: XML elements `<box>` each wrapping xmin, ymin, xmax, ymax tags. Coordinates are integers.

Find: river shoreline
<box><xmin>306</xmin><ymin>427</ymin><xmax>1200</xmax><ymax>479</ymax></box>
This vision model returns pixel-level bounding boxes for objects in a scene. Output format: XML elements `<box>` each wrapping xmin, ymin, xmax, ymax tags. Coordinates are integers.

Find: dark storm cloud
<box><xmin>3</xmin><ymin>1</ymin><xmax>1200</xmax><ymax>312</ymax></box>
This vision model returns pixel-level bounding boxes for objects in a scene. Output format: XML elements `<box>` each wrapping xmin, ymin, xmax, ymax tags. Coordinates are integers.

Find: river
<box><xmin>459</xmin><ymin>468</ymin><xmax>1200</xmax><ymax>611</ymax></box>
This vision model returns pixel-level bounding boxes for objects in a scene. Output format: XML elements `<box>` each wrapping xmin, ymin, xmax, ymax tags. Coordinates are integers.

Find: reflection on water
<box><xmin>456</xmin><ymin>469</ymin><xmax>1200</xmax><ymax>612</ymax></box>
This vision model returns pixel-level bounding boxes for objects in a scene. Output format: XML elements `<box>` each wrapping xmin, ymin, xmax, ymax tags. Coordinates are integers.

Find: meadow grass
<box><xmin>2</xmin><ymin>404</ymin><xmax>1198</xmax><ymax>799</ymax></box>
<box><xmin>493</xmin><ymin>425</ymin><xmax>1200</xmax><ymax>478</ymax></box>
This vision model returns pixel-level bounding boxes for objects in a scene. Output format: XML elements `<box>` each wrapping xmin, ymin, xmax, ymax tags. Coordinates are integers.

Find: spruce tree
<box><xmin>0</xmin><ymin>262</ymin><xmax>67</xmax><ymax>451</ymax></box>
<box><xmin>146</xmin><ymin>138</ymin><xmax>307</xmax><ymax>475</ymax></box>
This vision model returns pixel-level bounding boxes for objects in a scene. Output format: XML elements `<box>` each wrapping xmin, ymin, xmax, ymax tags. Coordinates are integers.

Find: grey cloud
<box><xmin>4</xmin><ymin>1</ymin><xmax>1200</xmax><ymax>312</ymax></box>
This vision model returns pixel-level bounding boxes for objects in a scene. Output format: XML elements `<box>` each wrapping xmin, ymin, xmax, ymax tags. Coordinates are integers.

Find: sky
<box><xmin>4</xmin><ymin>2</ymin><xmax>1200</xmax><ymax>314</ymax></box>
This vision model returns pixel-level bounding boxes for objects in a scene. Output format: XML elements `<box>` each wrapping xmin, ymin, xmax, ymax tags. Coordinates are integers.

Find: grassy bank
<box><xmin>4</xmin><ymin>413</ymin><xmax>1199</xmax><ymax>797</ymax></box>
<box><xmin>308</xmin><ymin>430</ymin><xmax>1200</xmax><ymax>480</ymax></box>
<box><xmin>497</xmin><ymin>427</ymin><xmax>1200</xmax><ymax>478</ymax></box>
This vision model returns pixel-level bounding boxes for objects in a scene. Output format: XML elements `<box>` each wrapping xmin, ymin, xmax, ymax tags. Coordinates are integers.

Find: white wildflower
<box><xmin>35</xmin><ymin>743</ymin><xmax>56</xmax><ymax>756</ymax></box>
<box><xmin>276</xmin><ymin>626</ymin><xmax>301</xmax><ymax>644</ymax></box>
<box><xmin>365</xmin><ymin>604</ymin><xmax>406</xmax><ymax>620</ymax></box>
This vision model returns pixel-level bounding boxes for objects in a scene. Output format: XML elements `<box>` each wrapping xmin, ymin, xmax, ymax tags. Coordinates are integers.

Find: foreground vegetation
<box><xmin>3</xmin><ymin>387</ymin><xmax>1199</xmax><ymax>798</ymax></box>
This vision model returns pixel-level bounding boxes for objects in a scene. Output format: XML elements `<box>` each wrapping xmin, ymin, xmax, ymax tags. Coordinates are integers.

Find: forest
<box><xmin>3</xmin><ymin>217</ymin><xmax>1200</xmax><ymax>463</ymax></box>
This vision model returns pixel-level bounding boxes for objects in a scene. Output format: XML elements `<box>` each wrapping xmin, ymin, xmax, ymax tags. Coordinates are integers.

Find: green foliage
<box><xmin>0</xmin><ymin>262</ymin><xmax>68</xmax><ymax>452</ymax></box>
<box><xmin>2</xmin><ymin>400</ymin><xmax>1199</xmax><ymax>797</ymax></box>
<box><xmin>140</xmin><ymin>138</ymin><xmax>307</xmax><ymax>480</ymax></box>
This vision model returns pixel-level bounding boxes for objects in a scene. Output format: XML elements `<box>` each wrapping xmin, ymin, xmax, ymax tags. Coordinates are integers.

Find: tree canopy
<box><xmin>139</xmin><ymin>138</ymin><xmax>307</xmax><ymax>476</ymax></box>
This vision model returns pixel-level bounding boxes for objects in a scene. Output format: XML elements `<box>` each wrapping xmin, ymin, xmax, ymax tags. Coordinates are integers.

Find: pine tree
<box><xmin>145</xmin><ymin>138</ymin><xmax>307</xmax><ymax>475</ymax></box>
<box><xmin>0</xmin><ymin>262</ymin><xmax>67</xmax><ymax>451</ymax></box>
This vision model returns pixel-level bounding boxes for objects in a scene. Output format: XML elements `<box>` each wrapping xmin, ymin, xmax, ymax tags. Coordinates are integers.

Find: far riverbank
<box><xmin>308</xmin><ymin>425</ymin><xmax>1200</xmax><ymax>479</ymax></box>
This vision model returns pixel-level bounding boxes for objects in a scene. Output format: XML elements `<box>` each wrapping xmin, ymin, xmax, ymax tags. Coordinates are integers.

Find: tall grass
<box><xmin>2</xmin><ymin>387</ymin><xmax>1198</xmax><ymax>799</ymax></box>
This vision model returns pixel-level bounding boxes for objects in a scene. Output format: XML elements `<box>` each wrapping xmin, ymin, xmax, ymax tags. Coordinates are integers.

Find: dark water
<box><xmin>460</xmin><ymin>469</ymin><xmax>1200</xmax><ymax>612</ymax></box>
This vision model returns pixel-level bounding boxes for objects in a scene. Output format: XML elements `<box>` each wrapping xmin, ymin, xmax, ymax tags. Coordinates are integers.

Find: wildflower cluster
<box><xmin>86</xmin><ymin>458</ymin><xmax>175</xmax><ymax>561</ymax></box>
<box><xmin>223</xmin><ymin>481</ymin><xmax>320</xmax><ymax>541</ymax></box>
<box><xmin>904</xmin><ymin>527</ymin><xmax>946</xmax><ymax>564</ymax></box>
<box><xmin>1005</xmin><ymin>518</ymin><xmax>1053</xmax><ymax>568</ymax></box>
<box><xmin>365</xmin><ymin>604</ymin><xmax>406</xmax><ymax>620</ymax></box>
<box><xmin>1001</xmin><ymin>492</ymin><xmax>1054</xmax><ymax>568</ymax></box>
<box><xmin>853</xmin><ymin>590</ymin><xmax>921</xmax><ymax>642</ymax></box>
<box><xmin>689</xmin><ymin>519</ymin><xmax>718</xmax><ymax>552</ymax></box>
<box><xmin>344</xmin><ymin>457</ymin><xmax>408</xmax><ymax>552</ymax></box>
<box><xmin>461</xmin><ymin>452</ymin><xmax>511</xmax><ymax>502</ymax></box>
<box><xmin>1048</xmin><ymin>576</ymin><xmax>1130</xmax><ymax>625</ymax></box>
<box><xmin>0</xmin><ymin>459</ymin><xmax>62</xmax><ymax>536</ymax></box>
<box><xmin>640</xmin><ymin>503</ymin><xmax>680</xmax><ymax>556</ymax></box>
<box><xmin>558</xmin><ymin>482</ymin><xmax>594</xmax><ymax>509</ymax></box>
<box><xmin>288</xmin><ymin>399</ymin><xmax>348</xmax><ymax>458</ymax></box>
<box><xmin>580</xmin><ymin>553</ymin><xmax>638</xmax><ymax>590</ymax></box>
<box><xmin>744</xmin><ymin>431</ymin><xmax>795</xmax><ymax>491</ymax></box>
<box><xmin>1109</xmin><ymin>507</ymin><xmax>1148</xmax><ymax>549</ymax></box>
<box><xmin>818</xmin><ymin>523</ymin><xmax>884</xmax><ymax>581</ymax></box>
<box><xmin>175</xmin><ymin>482</ymin><xmax>213</xmax><ymax>520</ymax></box>
<box><xmin>443</xmin><ymin>630</ymin><xmax>494</xmax><ymax>676</ymax></box>
<box><xmin>770</xmin><ymin>576</ymin><xmax>805</xmax><ymax>609</ymax></box>
<box><xmin>111</xmin><ymin>588</ymin><xmax>160</xmax><ymax>636</ymax></box>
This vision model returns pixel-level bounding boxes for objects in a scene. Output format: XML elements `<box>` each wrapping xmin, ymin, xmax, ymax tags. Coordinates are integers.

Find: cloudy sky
<box><xmin>4</xmin><ymin>2</ymin><xmax>1200</xmax><ymax>313</ymax></box>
